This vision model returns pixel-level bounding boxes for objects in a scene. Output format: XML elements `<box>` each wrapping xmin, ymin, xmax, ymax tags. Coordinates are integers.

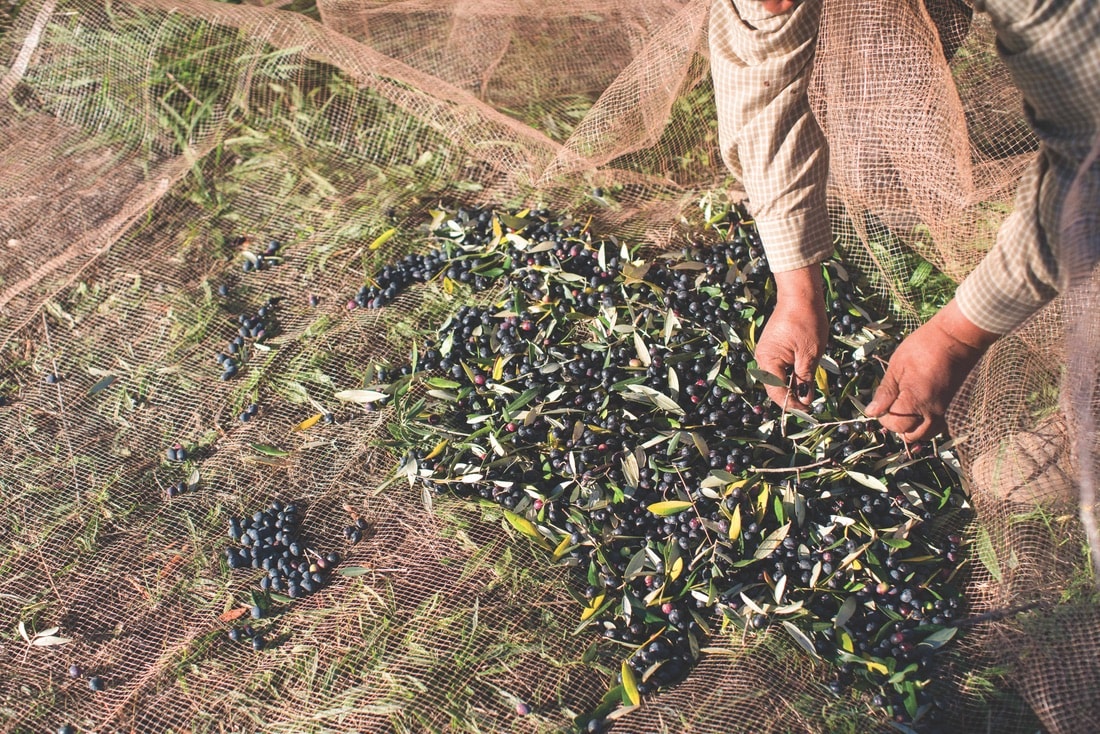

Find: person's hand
<box><xmin>755</xmin><ymin>265</ymin><xmax>828</xmax><ymax>409</ymax></box>
<box><xmin>866</xmin><ymin>299</ymin><xmax>999</xmax><ymax>442</ymax></box>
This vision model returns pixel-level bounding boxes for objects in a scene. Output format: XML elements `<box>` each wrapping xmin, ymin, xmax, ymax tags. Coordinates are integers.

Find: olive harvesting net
<box><xmin>0</xmin><ymin>0</ymin><xmax>1097</xmax><ymax>733</ymax></box>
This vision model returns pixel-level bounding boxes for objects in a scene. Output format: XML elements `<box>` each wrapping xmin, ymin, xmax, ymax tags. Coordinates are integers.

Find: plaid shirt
<box><xmin>709</xmin><ymin>0</ymin><xmax>1100</xmax><ymax>334</ymax></box>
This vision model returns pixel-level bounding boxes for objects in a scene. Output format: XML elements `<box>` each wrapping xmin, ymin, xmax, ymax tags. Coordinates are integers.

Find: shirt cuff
<box><xmin>754</xmin><ymin>201</ymin><xmax>834</xmax><ymax>273</ymax></box>
<box><xmin>954</xmin><ymin>231</ymin><xmax>1058</xmax><ymax>335</ymax></box>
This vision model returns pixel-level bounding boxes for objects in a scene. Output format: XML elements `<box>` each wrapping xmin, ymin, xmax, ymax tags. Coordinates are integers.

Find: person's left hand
<box><xmin>865</xmin><ymin>299</ymin><xmax>999</xmax><ymax>442</ymax></box>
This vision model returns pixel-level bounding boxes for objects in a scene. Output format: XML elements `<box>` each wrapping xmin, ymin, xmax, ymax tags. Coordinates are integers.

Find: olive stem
<box><xmin>747</xmin><ymin>457</ymin><xmax>836</xmax><ymax>474</ymax></box>
<box><xmin>954</xmin><ymin>600</ymin><xmax>1046</xmax><ymax>628</ymax></box>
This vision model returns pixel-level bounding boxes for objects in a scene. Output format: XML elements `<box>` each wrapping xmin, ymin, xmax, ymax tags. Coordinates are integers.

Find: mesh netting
<box><xmin>1</xmin><ymin>0</ymin><xmax>1097</xmax><ymax>732</ymax></box>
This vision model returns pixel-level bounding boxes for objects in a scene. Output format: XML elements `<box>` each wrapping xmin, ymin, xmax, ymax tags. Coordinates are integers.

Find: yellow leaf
<box><xmin>292</xmin><ymin>413</ymin><xmax>322</xmax><ymax>432</ymax></box>
<box><xmin>368</xmin><ymin>227</ymin><xmax>397</xmax><ymax>250</ymax></box>
<box><xmin>815</xmin><ymin>365</ymin><xmax>829</xmax><ymax>396</ymax></box>
<box><xmin>864</xmin><ymin>660</ymin><xmax>889</xmax><ymax>675</ymax></box>
<box><xmin>728</xmin><ymin>504</ymin><xmax>742</xmax><ymax>542</ymax></box>
<box><xmin>840</xmin><ymin>631</ymin><xmax>855</xmax><ymax>653</ymax></box>
<box><xmin>621</xmin><ymin>661</ymin><xmax>641</xmax><ymax>706</ymax></box>
<box><xmin>424</xmin><ymin>439</ymin><xmax>449</xmax><ymax>461</ymax></box>
<box><xmin>755</xmin><ymin>483</ymin><xmax>770</xmax><ymax>519</ymax></box>
<box><xmin>492</xmin><ymin>356</ymin><xmax>504</xmax><ymax>381</ymax></box>
<box><xmin>442</xmin><ymin>276</ymin><xmax>455</xmax><ymax>295</ymax></box>
<box><xmin>668</xmin><ymin>555</ymin><xmax>685</xmax><ymax>581</ymax></box>
<box><xmin>492</xmin><ymin>215</ymin><xmax>503</xmax><ymax>241</ymax></box>
<box><xmin>647</xmin><ymin>500</ymin><xmax>694</xmax><ymax>516</ymax></box>
<box><xmin>580</xmin><ymin>594</ymin><xmax>605</xmax><ymax>621</ymax></box>
<box><xmin>503</xmin><ymin>510</ymin><xmax>549</xmax><ymax>548</ymax></box>
<box><xmin>552</xmin><ymin>534</ymin><xmax>573</xmax><ymax>561</ymax></box>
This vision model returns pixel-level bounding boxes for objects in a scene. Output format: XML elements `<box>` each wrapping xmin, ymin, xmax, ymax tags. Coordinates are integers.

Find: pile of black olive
<box><xmin>214</xmin><ymin>298</ymin><xmax>278</xmax><ymax>380</ymax></box>
<box><xmin>350</xmin><ymin>205</ymin><xmax>968</xmax><ymax>730</ymax></box>
<box><xmin>238</xmin><ymin>236</ymin><xmax>283</xmax><ymax>273</ymax></box>
<box><xmin>225</xmin><ymin>500</ymin><xmax>340</xmax><ymax>600</ymax></box>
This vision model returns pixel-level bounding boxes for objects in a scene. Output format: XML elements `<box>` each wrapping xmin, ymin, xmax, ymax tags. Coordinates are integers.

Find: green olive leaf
<box><xmin>88</xmin><ymin>375</ymin><xmax>117</xmax><ymax>395</ymax></box>
<box><xmin>846</xmin><ymin>470</ymin><xmax>889</xmax><ymax>493</ymax></box>
<box><xmin>250</xmin><ymin>443</ymin><xmax>290</xmax><ymax>457</ymax></box>
<box><xmin>754</xmin><ymin>522</ymin><xmax>791</xmax><ymax>560</ymax></box>
<box><xmin>834</xmin><ymin>595</ymin><xmax>858</xmax><ymax>629</ymax></box>
<box><xmin>747</xmin><ymin>368</ymin><xmax>786</xmax><ymax>389</ymax></box>
<box><xmin>782</xmin><ymin>620</ymin><xmax>821</xmax><ymax>660</ymax></box>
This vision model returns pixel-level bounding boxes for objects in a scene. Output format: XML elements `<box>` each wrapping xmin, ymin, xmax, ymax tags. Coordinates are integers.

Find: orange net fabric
<box><xmin>0</xmin><ymin>0</ymin><xmax>1095</xmax><ymax>732</ymax></box>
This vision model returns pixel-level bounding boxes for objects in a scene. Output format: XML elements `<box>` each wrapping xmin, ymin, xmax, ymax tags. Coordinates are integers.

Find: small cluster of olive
<box><xmin>67</xmin><ymin>663</ymin><xmax>104</xmax><ymax>692</ymax></box>
<box><xmin>165</xmin><ymin>477</ymin><xmax>197</xmax><ymax>498</ymax></box>
<box><xmin>239</xmin><ymin>236</ymin><xmax>283</xmax><ymax>272</ymax></box>
<box><xmin>226</xmin><ymin>623</ymin><xmax>267</xmax><ymax>651</ymax></box>
<box><xmin>165</xmin><ymin>442</ymin><xmax>188</xmax><ymax>462</ymax></box>
<box><xmin>225</xmin><ymin>500</ymin><xmax>339</xmax><ymax>599</ymax></box>
<box><xmin>342</xmin><ymin>517</ymin><xmax>370</xmax><ymax>544</ymax></box>
<box><xmin>349</xmin><ymin>248</ymin><xmax>451</xmax><ymax>309</ymax></box>
<box><xmin>237</xmin><ymin>402</ymin><xmax>260</xmax><ymax>423</ymax></box>
<box><xmin>214</xmin><ymin>298</ymin><xmax>278</xmax><ymax>380</ymax></box>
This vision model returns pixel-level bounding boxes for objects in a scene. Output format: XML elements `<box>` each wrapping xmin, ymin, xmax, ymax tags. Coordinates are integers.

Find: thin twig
<box><xmin>41</xmin><ymin>313</ymin><xmax>79</xmax><ymax>493</ymax></box>
<box><xmin>748</xmin><ymin>457</ymin><xmax>836</xmax><ymax>474</ymax></box>
<box><xmin>954</xmin><ymin>600</ymin><xmax>1047</xmax><ymax>629</ymax></box>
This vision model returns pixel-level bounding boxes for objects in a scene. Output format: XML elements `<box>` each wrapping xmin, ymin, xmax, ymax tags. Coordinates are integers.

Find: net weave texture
<box><xmin>0</xmin><ymin>0</ymin><xmax>1096</xmax><ymax>732</ymax></box>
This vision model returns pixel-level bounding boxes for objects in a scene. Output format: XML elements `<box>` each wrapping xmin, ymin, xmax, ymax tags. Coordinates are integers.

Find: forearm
<box><xmin>710</xmin><ymin>0</ymin><xmax>832</xmax><ymax>274</ymax></box>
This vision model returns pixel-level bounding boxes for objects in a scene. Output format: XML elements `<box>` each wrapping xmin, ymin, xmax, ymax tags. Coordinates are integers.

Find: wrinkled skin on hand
<box><xmin>866</xmin><ymin>299</ymin><xmax>999</xmax><ymax>442</ymax></box>
<box><xmin>754</xmin><ymin>262</ymin><xmax>999</xmax><ymax>442</ymax></box>
<box><xmin>755</xmin><ymin>266</ymin><xmax>828</xmax><ymax>409</ymax></box>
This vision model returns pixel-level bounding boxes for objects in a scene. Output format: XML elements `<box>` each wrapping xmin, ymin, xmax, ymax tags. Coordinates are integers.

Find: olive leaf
<box><xmin>728</xmin><ymin>504</ymin><xmax>742</xmax><ymax>542</ymax></box>
<box><xmin>88</xmin><ymin>375</ymin><xmax>117</xmax><ymax>395</ymax></box>
<box><xmin>782</xmin><ymin>620</ymin><xmax>820</xmax><ymax>660</ymax></box>
<box><xmin>368</xmin><ymin>227</ymin><xmax>397</xmax><ymax>250</ymax></box>
<box><xmin>503</xmin><ymin>510</ymin><xmax>550</xmax><ymax>548</ymax></box>
<box><xmin>624</xmin><ymin>384</ymin><xmax>685</xmax><ymax>415</ymax></box>
<box><xmin>621</xmin><ymin>660</ymin><xmax>641</xmax><ymax>706</ymax></box>
<box><xmin>292</xmin><ymin>414</ymin><xmax>322</xmax><ymax>432</ymax></box>
<box><xmin>30</xmin><ymin>635</ymin><xmax>72</xmax><ymax>647</ymax></box>
<box><xmin>334</xmin><ymin>389</ymin><xmax>388</xmax><ymax>404</ymax></box>
<box><xmin>647</xmin><ymin>500</ymin><xmax>693</xmax><ymax>516</ymax></box>
<box><xmin>773</xmin><ymin>573</ymin><xmax>788</xmax><ymax>604</ymax></box>
<box><xmin>250</xmin><ymin>443</ymin><xmax>289</xmax><ymax>457</ymax></box>
<box><xmin>976</xmin><ymin>526</ymin><xmax>1002</xmax><ymax>582</ymax></box>
<box><xmin>918</xmin><ymin>626</ymin><xmax>957</xmax><ymax>651</ymax></box>
<box><xmin>632</xmin><ymin>331</ymin><xmax>652</xmax><ymax>367</ymax></box>
<box><xmin>754</xmin><ymin>522</ymin><xmax>791</xmax><ymax>560</ymax></box>
<box><xmin>621</xmin><ymin>452</ymin><xmax>640</xmax><ymax>489</ymax></box>
<box><xmin>425</xmin><ymin>377</ymin><xmax>462</xmax><ymax>389</ymax></box>
<box><xmin>580</xmin><ymin>594</ymin><xmax>606</xmax><ymax>622</ymax></box>
<box><xmin>834</xmin><ymin>595</ymin><xmax>858</xmax><ymax>629</ymax></box>
<box><xmin>847</xmin><ymin>470</ymin><xmax>889</xmax><ymax>493</ymax></box>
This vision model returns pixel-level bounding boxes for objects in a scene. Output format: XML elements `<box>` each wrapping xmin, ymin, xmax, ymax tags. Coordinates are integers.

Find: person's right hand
<box><xmin>754</xmin><ymin>264</ymin><xmax>828</xmax><ymax>409</ymax></box>
<box><xmin>865</xmin><ymin>299</ymin><xmax>998</xmax><ymax>442</ymax></box>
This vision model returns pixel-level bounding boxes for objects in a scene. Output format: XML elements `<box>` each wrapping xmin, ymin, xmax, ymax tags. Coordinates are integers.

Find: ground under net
<box><xmin>0</xmin><ymin>1</ymin><xmax>1097</xmax><ymax>733</ymax></box>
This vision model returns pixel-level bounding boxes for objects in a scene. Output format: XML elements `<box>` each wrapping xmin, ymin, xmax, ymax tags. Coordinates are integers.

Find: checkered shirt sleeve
<box><xmin>709</xmin><ymin>0</ymin><xmax>833</xmax><ymax>274</ymax></box>
<box><xmin>955</xmin><ymin>0</ymin><xmax>1100</xmax><ymax>334</ymax></box>
<box><xmin>710</xmin><ymin>0</ymin><xmax>1100</xmax><ymax>334</ymax></box>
